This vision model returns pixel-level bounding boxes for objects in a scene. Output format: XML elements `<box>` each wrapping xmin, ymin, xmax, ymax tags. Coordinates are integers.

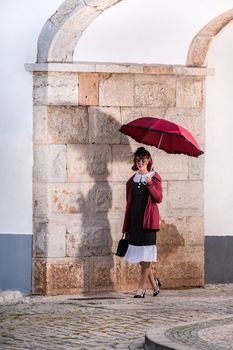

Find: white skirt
<box><xmin>123</xmin><ymin>244</ymin><xmax>157</xmax><ymax>263</ymax></box>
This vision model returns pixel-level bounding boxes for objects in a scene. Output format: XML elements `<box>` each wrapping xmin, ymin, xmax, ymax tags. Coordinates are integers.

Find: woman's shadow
<box><xmin>72</xmin><ymin>108</ymin><xmax>132</xmax><ymax>293</ymax></box>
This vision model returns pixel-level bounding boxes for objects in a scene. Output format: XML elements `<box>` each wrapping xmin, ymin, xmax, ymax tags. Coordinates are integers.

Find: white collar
<box><xmin>133</xmin><ymin>171</ymin><xmax>155</xmax><ymax>183</ymax></box>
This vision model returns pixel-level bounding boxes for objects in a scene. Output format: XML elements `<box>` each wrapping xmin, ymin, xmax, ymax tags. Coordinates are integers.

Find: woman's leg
<box><xmin>148</xmin><ymin>264</ymin><xmax>157</xmax><ymax>290</ymax></box>
<box><xmin>148</xmin><ymin>264</ymin><xmax>161</xmax><ymax>296</ymax></box>
<box><xmin>136</xmin><ymin>261</ymin><xmax>151</xmax><ymax>293</ymax></box>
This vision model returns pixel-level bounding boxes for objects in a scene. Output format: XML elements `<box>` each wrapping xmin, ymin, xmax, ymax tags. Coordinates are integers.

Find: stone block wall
<box><xmin>30</xmin><ymin>63</ymin><xmax>208</xmax><ymax>295</ymax></box>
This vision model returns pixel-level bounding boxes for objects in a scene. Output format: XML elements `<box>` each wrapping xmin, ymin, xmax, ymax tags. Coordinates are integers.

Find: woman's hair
<box><xmin>132</xmin><ymin>147</ymin><xmax>153</xmax><ymax>171</ymax></box>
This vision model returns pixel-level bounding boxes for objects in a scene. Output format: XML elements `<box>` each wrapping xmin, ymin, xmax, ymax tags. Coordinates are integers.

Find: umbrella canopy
<box><xmin>119</xmin><ymin>117</ymin><xmax>204</xmax><ymax>158</ymax></box>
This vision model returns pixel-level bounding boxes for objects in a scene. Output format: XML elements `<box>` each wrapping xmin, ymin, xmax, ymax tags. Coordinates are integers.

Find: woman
<box><xmin>122</xmin><ymin>147</ymin><xmax>163</xmax><ymax>298</ymax></box>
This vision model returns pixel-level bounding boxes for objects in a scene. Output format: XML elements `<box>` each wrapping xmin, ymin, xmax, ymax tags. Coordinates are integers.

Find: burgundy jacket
<box><xmin>122</xmin><ymin>172</ymin><xmax>163</xmax><ymax>233</ymax></box>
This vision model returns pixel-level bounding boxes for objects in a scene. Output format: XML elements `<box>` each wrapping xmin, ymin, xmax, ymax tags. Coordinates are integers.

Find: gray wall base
<box><xmin>205</xmin><ymin>236</ymin><xmax>233</xmax><ymax>283</ymax></box>
<box><xmin>0</xmin><ymin>234</ymin><xmax>232</xmax><ymax>292</ymax></box>
<box><xmin>0</xmin><ymin>234</ymin><xmax>32</xmax><ymax>293</ymax></box>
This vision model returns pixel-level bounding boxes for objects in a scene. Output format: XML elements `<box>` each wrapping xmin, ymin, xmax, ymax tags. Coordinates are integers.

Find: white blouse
<box><xmin>133</xmin><ymin>171</ymin><xmax>155</xmax><ymax>183</ymax></box>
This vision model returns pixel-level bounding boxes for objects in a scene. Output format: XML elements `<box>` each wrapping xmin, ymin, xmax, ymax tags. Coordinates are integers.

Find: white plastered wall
<box><xmin>1</xmin><ymin>0</ymin><xmax>233</xmax><ymax>234</ymax></box>
<box><xmin>0</xmin><ymin>0</ymin><xmax>63</xmax><ymax>233</ymax></box>
<box><xmin>74</xmin><ymin>0</ymin><xmax>233</xmax><ymax>64</ymax></box>
<box><xmin>205</xmin><ymin>22</ymin><xmax>233</xmax><ymax>236</ymax></box>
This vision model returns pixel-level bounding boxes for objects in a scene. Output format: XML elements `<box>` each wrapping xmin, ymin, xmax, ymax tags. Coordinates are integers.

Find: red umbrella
<box><xmin>119</xmin><ymin>117</ymin><xmax>204</xmax><ymax>158</ymax></box>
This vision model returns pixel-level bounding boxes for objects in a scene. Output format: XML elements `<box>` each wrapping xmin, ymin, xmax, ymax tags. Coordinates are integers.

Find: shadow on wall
<box><xmin>157</xmin><ymin>220</ymin><xmax>204</xmax><ymax>288</ymax></box>
<box><xmin>66</xmin><ymin>108</ymin><xmax>132</xmax><ymax>292</ymax></box>
<box><xmin>158</xmin><ymin>220</ymin><xmax>185</xmax><ymax>261</ymax></box>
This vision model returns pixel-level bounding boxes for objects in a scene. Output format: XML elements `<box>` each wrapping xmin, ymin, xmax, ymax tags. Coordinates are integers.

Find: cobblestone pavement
<box><xmin>1</xmin><ymin>284</ymin><xmax>233</xmax><ymax>350</ymax></box>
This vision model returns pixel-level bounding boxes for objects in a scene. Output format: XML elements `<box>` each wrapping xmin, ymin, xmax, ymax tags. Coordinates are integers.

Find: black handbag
<box><xmin>116</xmin><ymin>234</ymin><xmax>129</xmax><ymax>257</ymax></box>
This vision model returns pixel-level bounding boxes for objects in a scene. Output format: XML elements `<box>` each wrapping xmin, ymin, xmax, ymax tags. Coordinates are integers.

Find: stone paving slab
<box><xmin>0</xmin><ymin>285</ymin><xmax>233</xmax><ymax>350</ymax></box>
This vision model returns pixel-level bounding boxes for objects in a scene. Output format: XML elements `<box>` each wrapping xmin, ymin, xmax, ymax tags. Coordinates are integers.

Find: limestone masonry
<box><xmin>26</xmin><ymin>62</ymin><xmax>210</xmax><ymax>295</ymax></box>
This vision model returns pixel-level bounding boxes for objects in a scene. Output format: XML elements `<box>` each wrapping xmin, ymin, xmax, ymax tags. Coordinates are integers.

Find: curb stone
<box><xmin>0</xmin><ymin>290</ymin><xmax>24</xmax><ymax>304</ymax></box>
<box><xmin>145</xmin><ymin>326</ymin><xmax>189</xmax><ymax>350</ymax></box>
<box><xmin>145</xmin><ymin>315</ymin><xmax>233</xmax><ymax>350</ymax></box>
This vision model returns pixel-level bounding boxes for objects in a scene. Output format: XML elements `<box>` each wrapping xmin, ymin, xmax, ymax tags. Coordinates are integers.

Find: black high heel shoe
<box><xmin>153</xmin><ymin>278</ymin><xmax>161</xmax><ymax>297</ymax></box>
<box><xmin>134</xmin><ymin>289</ymin><xmax>146</xmax><ymax>298</ymax></box>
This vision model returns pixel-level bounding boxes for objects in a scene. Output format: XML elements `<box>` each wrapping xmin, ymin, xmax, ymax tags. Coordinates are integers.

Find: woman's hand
<box><xmin>146</xmin><ymin>176</ymin><xmax>152</xmax><ymax>185</ymax></box>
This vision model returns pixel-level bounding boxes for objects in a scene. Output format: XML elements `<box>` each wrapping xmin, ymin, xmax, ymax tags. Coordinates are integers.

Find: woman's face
<box><xmin>135</xmin><ymin>156</ymin><xmax>149</xmax><ymax>173</ymax></box>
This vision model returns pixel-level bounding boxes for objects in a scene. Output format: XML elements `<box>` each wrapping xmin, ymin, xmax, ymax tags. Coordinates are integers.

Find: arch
<box><xmin>37</xmin><ymin>0</ymin><xmax>123</xmax><ymax>63</ymax></box>
<box><xmin>39</xmin><ymin>2</ymin><xmax>233</xmax><ymax>65</ymax></box>
<box><xmin>187</xmin><ymin>8</ymin><xmax>233</xmax><ymax>67</ymax></box>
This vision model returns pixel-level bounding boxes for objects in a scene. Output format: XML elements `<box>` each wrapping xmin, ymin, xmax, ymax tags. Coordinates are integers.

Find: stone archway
<box><xmin>187</xmin><ymin>8</ymin><xmax>233</xmax><ymax>67</ymax></box>
<box><xmin>37</xmin><ymin>0</ymin><xmax>123</xmax><ymax>63</ymax></box>
<box><xmin>27</xmin><ymin>0</ymin><xmax>233</xmax><ymax>295</ymax></box>
<box><xmin>39</xmin><ymin>2</ymin><xmax>233</xmax><ymax>66</ymax></box>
